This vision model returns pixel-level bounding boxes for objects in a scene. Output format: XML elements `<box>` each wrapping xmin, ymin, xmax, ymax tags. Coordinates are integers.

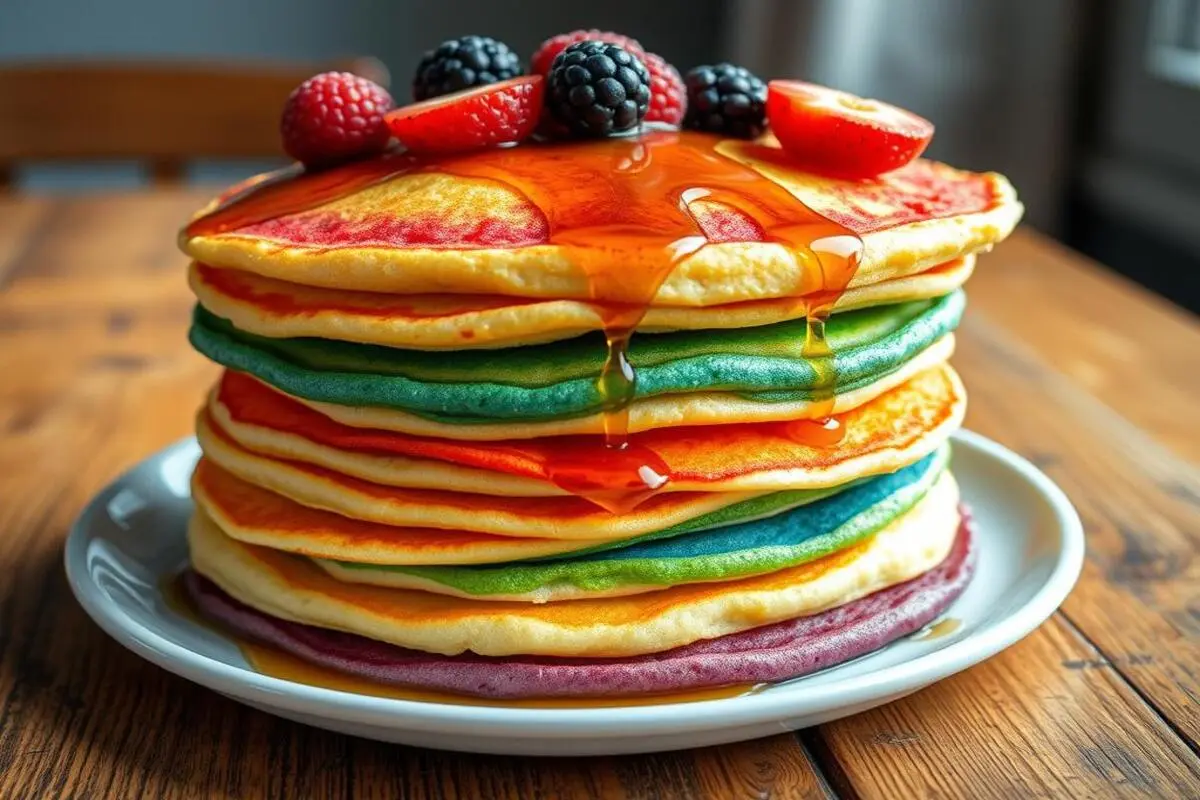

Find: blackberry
<box><xmin>545</xmin><ymin>41</ymin><xmax>651</xmax><ymax>137</ymax></box>
<box><xmin>683</xmin><ymin>64</ymin><xmax>768</xmax><ymax>138</ymax></box>
<box><xmin>412</xmin><ymin>36</ymin><xmax>521</xmax><ymax>101</ymax></box>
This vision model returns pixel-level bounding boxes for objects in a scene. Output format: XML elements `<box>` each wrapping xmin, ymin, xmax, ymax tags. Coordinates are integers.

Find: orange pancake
<box><xmin>191</xmin><ymin>460</ymin><xmax>612</xmax><ymax>564</ymax></box>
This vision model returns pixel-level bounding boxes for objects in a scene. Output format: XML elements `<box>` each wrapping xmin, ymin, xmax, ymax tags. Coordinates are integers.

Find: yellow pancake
<box><xmin>188</xmin><ymin>476</ymin><xmax>961</xmax><ymax>657</ymax></box>
<box><xmin>182</xmin><ymin>134</ymin><xmax>1021</xmax><ymax>305</ymax></box>
<box><xmin>192</xmin><ymin>460</ymin><xmax>610</xmax><ymax>564</ymax></box>
<box><xmin>289</xmin><ymin>333</ymin><xmax>954</xmax><ymax>441</ymax></box>
<box><xmin>198</xmin><ymin>416</ymin><xmax>758</xmax><ymax>541</ymax></box>
<box><xmin>205</xmin><ymin>362</ymin><xmax>965</xmax><ymax>496</ymax></box>
<box><xmin>188</xmin><ymin>257</ymin><xmax>974</xmax><ymax>350</ymax></box>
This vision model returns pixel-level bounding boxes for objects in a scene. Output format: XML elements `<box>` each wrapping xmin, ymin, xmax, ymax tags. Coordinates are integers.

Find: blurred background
<box><xmin>2</xmin><ymin>0</ymin><xmax>1198</xmax><ymax>312</ymax></box>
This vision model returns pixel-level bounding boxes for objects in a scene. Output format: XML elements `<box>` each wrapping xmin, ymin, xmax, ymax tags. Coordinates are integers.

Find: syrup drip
<box><xmin>186</xmin><ymin>131</ymin><xmax>863</xmax><ymax>511</ymax></box>
<box><xmin>911</xmin><ymin>617</ymin><xmax>962</xmax><ymax>641</ymax></box>
<box><xmin>162</xmin><ymin>574</ymin><xmax>758</xmax><ymax>708</ymax></box>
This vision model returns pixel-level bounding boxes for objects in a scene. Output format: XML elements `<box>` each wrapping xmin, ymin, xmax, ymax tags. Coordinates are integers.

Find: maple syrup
<box><xmin>911</xmin><ymin>617</ymin><xmax>962</xmax><ymax>642</ymax></box>
<box><xmin>162</xmin><ymin>573</ymin><xmax>757</xmax><ymax>708</ymax></box>
<box><xmin>186</xmin><ymin>131</ymin><xmax>863</xmax><ymax>511</ymax></box>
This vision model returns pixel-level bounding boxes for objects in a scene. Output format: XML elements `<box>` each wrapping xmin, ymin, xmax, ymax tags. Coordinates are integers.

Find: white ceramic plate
<box><xmin>65</xmin><ymin>429</ymin><xmax>1082</xmax><ymax>756</ymax></box>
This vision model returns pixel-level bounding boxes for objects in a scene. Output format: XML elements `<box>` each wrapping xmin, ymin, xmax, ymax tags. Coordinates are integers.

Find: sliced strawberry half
<box><xmin>767</xmin><ymin>80</ymin><xmax>934</xmax><ymax>179</ymax></box>
<box><xmin>385</xmin><ymin>75</ymin><xmax>544</xmax><ymax>155</ymax></box>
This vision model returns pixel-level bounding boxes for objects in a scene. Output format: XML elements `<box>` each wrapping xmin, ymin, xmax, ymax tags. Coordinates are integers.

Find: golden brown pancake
<box><xmin>194</xmin><ymin>365</ymin><xmax>961</xmax><ymax>540</ymax></box>
<box><xmin>188</xmin><ymin>477</ymin><xmax>962</xmax><ymax>656</ymax></box>
<box><xmin>182</xmin><ymin>134</ymin><xmax>1020</xmax><ymax>304</ymax></box>
<box><xmin>191</xmin><ymin>460</ymin><xmax>614</xmax><ymax>564</ymax></box>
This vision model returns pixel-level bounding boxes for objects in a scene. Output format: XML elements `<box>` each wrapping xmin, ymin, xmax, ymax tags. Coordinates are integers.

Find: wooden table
<box><xmin>0</xmin><ymin>190</ymin><xmax>1197</xmax><ymax>799</ymax></box>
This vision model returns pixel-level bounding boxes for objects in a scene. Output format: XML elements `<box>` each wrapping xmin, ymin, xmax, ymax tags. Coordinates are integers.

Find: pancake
<box><xmin>317</xmin><ymin>453</ymin><xmax>950</xmax><ymax>602</ymax></box>
<box><xmin>189</xmin><ymin>291</ymin><xmax>963</xmax><ymax>424</ymax></box>
<box><xmin>205</xmin><ymin>362</ymin><xmax>965</xmax><ymax>496</ymax></box>
<box><xmin>187</xmin><ymin>480</ymin><xmax>962</xmax><ymax>657</ymax></box>
<box><xmin>188</xmin><ymin>257</ymin><xmax>974</xmax><ymax>350</ymax></box>
<box><xmin>182</xmin><ymin>133</ymin><xmax>1021</xmax><ymax>305</ymax></box>
<box><xmin>259</xmin><ymin>333</ymin><xmax>953</xmax><ymax>441</ymax></box>
<box><xmin>192</xmin><ymin>458</ymin><xmax>850</xmax><ymax>565</ymax></box>
<box><xmin>184</xmin><ymin>512</ymin><xmax>976</xmax><ymax>698</ymax></box>
<box><xmin>197</xmin><ymin>366</ymin><xmax>963</xmax><ymax>540</ymax></box>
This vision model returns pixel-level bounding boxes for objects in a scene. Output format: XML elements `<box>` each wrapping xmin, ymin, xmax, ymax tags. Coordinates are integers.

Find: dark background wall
<box><xmin>0</xmin><ymin>0</ymin><xmax>723</xmax><ymax>86</ymax></box>
<box><xmin>0</xmin><ymin>0</ymin><xmax>726</xmax><ymax>187</ymax></box>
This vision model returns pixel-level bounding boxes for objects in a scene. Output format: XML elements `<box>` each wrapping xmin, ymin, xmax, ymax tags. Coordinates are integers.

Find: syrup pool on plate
<box><xmin>161</xmin><ymin>574</ymin><xmax>759</xmax><ymax>708</ymax></box>
<box><xmin>186</xmin><ymin>130</ymin><xmax>864</xmax><ymax>511</ymax></box>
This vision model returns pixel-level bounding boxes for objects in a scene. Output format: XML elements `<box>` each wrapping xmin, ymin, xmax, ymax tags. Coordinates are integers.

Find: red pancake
<box><xmin>212</xmin><ymin>364</ymin><xmax>963</xmax><ymax>490</ymax></box>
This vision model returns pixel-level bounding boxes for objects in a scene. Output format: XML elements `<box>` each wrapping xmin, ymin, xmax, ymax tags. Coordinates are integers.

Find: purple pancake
<box><xmin>186</xmin><ymin>509</ymin><xmax>977</xmax><ymax>699</ymax></box>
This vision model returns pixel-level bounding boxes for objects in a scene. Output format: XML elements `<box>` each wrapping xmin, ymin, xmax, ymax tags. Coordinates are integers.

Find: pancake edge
<box><xmin>187</xmin><ymin>477</ymin><xmax>962</xmax><ymax>657</ymax></box>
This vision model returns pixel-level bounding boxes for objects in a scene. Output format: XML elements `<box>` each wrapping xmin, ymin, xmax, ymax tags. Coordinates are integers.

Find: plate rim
<box><xmin>65</xmin><ymin>428</ymin><xmax>1084</xmax><ymax>739</ymax></box>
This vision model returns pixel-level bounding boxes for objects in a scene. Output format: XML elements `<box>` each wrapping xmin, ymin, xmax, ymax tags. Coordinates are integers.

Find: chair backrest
<box><xmin>0</xmin><ymin>57</ymin><xmax>390</xmax><ymax>187</ymax></box>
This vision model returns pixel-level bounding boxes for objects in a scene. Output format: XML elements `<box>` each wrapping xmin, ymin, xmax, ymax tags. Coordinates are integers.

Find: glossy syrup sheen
<box><xmin>162</xmin><ymin>573</ymin><xmax>758</xmax><ymax>708</ymax></box>
<box><xmin>911</xmin><ymin>616</ymin><xmax>962</xmax><ymax>641</ymax></box>
<box><xmin>186</xmin><ymin>131</ymin><xmax>863</xmax><ymax>511</ymax></box>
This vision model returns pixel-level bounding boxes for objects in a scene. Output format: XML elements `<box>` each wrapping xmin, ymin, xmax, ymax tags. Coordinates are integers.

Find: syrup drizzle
<box><xmin>911</xmin><ymin>616</ymin><xmax>962</xmax><ymax>641</ymax></box>
<box><xmin>162</xmin><ymin>573</ymin><xmax>759</xmax><ymax>708</ymax></box>
<box><xmin>186</xmin><ymin>131</ymin><xmax>863</xmax><ymax>511</ymax></box>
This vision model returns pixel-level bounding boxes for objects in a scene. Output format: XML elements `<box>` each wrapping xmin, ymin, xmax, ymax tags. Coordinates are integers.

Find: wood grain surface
<box><xmin>0</xmin><ymin>190</ymin><xmax>1196</xmax><ymax>799</ymax></box>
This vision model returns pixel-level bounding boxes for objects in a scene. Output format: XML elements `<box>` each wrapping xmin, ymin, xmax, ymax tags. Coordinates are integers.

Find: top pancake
<box><xmin>181</xmin><ymin>132</ymin><xmax>1021</xmax><ymax>305</ymax></box>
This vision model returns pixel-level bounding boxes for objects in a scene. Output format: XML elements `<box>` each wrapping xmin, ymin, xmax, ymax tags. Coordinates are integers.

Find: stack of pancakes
<box><xmin>180</xmin><ymin>132</ymin><xmax>1021</xmax><ymax>699</ymax></box>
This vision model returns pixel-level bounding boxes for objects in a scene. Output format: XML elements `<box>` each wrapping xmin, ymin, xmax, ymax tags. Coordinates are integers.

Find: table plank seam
<box><xmin>961</xmin><ymin>313</ymin><xmax>1200</xmax><ymax>749</ymax></box>
<box><xmin>1056</xmin><ymin>606</ymin><xmax>1200</xmax><ymax>760</ymax></box>
<box><xmin>788</xmin><ymin>733</ymin><xmax>843</xmax><ymax>799</ymax></box>
<box><xmin>966</xmin><ymin>312</ymin><xmax>1199</xmax><ymax>473</ymax></box>
<box><xmin>798</xmin><ymin>728</ymin><xmax>858</xmax><ymax>800</ymax></box>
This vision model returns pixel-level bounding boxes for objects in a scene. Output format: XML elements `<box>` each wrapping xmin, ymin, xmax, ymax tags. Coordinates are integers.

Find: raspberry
<box><xmin>280</xmin><ymin>72</ymin><xmax>395</xmax><ymax>167</ymax></box>
<box><xmin>642</xmin><ymin>52</ymin><xmax>686</xmax><ymax>125</ymax></box>
<box><xmin>545</xmin><ymin>41</ymin><xmax>651</xmax><ymax>138</ymax></box>
<box><xmin>531</xmin><ymin>29</ymin><xmax>645</xmax><ymax>76</ymax></box>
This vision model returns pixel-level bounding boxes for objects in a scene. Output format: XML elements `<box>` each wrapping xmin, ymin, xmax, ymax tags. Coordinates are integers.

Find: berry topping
<box><xmin>530</xmin><ymin>30</ymin><xmax>645</xmax><ymax>77</ymax></box>
<box><xmin>412</xmin><ymin>35</ymin><xmax>522</xmax><ymax>102</ymax></box>
<box><xmin>386</xmin><ymin>76</ymin><xmax>544</xmax><ymax>154</ymax></box>
<box><xmin>767</xmin><ymin>81</ymin><xmax>934</xmax><ymax>179</ymax></box>
<box><xmin>280</xmin><ymin>71</ymin><xmax>395</xmax><ymax>167</ymax></box>
<box><xmin>642</xmin><ymin>52</ymin><xmax>686</xmax><ymax>126</ymax></box>
<box><xmin>545</xmin><ymin>41</ymin><xmax>651</xmax><ymax>138</ymax></box>
<box><xmin>682</xmin><ymin>64</ymin><xmax>767</xmax><ymax>139</ymax></box>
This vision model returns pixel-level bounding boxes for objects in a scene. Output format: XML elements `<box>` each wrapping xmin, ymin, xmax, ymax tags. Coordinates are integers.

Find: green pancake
<box><xmin>315</xmin><ymin>448</ymin><xmax>948</xmax><ymax>601</ymax></box>
<box><xmin>188</xmin><ymin>291</ymin><xmax>964</xmax><ymax>424</ymax></box>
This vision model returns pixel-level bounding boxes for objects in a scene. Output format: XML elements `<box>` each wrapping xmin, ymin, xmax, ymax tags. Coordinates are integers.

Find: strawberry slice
<box><xmin>767</xmin><ymin>80</ymin><xmax>934</xmax><ymax>179</ymax></box>
<box><xmin>385</xmin><ymin>76</ymin><xmax>544</xmax><ymax>154</ymax></box>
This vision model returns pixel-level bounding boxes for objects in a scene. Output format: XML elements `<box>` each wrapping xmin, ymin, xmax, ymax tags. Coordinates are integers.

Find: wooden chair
<box><xmin>0</xmin><ymin>57</ymin><xmax>390</xmax><ymax>189</ymax></box>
